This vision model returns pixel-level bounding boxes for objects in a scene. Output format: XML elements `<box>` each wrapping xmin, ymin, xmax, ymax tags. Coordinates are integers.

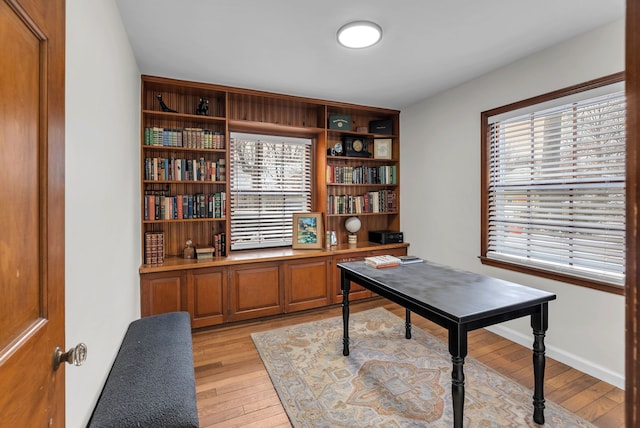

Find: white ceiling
<box><xmin>115</xmin><ymin>0</ymin><xmax>624</xmax><ymax>110</ymax></box>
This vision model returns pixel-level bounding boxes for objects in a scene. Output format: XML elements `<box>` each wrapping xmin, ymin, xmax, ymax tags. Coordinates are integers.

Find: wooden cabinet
<box><xmin>140</xmin><ymin>76</ymin><xmax>402</xmax><ymax>269</ymax></box>
<box><xmin>187</xmin><ymin>267</ymin><xmax>227</xmax><ymax>328</ymax></box>
<box><xmin>331</xmin><ymin>247</ymin><xmax>408</xmax><ymax>303</ymax></box>
<box><xmin>139</xmin><ymin>75</ymin><xmax>405</xmax><ymax>328</ymax></box>
<box><xmin>140</xmin><ymin>271</ymin><xmax>186</xmax><ymax>317</ymax></box>
<box><xmin>139</xmin><ymin>243</ymin><xmax>407</xmax><ymax>327</ymax></box>
<box><xmin>283</xmin><ymin>257</ymin><xmax>330</xmax><ymax>313</ymax></box>
<box><xmin>228</xmin><ymin>262</ymin><xmax>282</xmax><ymax>322</ymax></box>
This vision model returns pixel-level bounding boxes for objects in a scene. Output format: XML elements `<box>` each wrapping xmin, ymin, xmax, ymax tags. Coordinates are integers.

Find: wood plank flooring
<box><xmin>192</xmin><ymin>299</ymin><xmax>624</xmax><ymax>427</ymax></box>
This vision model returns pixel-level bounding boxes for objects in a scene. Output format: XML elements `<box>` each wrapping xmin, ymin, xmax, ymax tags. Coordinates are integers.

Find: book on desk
<box><xmin>398</xmin><ymin>255</ymin><xmax>424</xmax><ymax>264</ymax></box>
<box><xmin>364</xmin><ymin>255</ymin><xmax>401</xmax><ymax>268</ymax></box>
<box><xmin>364</xmin><ymin>255</ymin><xmax>424</xmax><ymax>268</ymax></box>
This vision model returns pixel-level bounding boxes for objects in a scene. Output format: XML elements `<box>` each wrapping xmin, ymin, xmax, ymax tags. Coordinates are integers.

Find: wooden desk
<box><xmin>338</xmin><ymin>260</ymin><xmax>557</xmax><ymax>428</ymax></box>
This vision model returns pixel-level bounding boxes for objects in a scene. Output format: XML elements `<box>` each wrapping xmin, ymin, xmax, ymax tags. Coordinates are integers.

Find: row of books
<box><xmin>327</xmin><ymin>190</ymin><xmax>397</xmax><ymax>215</ymax></box>
<box><xmin>144</xmin><ymin>127</ymin><xmax>225</xmax><ymax>149</ymax></box>
<box><xmin>144</xmin><ymin>232</ymin><xmax>165</xmax><ymax>265</ymax></box>
<box><xmin>144</xmin><ymin>192</ymin><xmax>226</xmax><ymax>220</ymax></box>
<box><xmin>144</xmin><ymin>157</ymin><xmax>226</xmax><ymax>182</ymax></box>
<box><xmin>326</xmin><ymin>165</ymin><xmax>397</xmax><ymax>185</ymax></box>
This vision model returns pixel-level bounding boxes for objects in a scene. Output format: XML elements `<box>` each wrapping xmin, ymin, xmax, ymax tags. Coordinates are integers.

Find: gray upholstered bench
<box><xmin>87</xmin><ymin>312</ymin><xmax>199</xmax><ymax>428</ymax></box>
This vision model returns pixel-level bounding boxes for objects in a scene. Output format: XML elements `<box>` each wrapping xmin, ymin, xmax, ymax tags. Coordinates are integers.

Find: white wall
<box><xmin>65</xmin><ymin>0</ymin><xmax>140</xmax><ymax>426</ymax></box>
<box><xmin>401</xmin><ymin>19</ymin><xmax>625</xmax><ymax>388</ymax></box>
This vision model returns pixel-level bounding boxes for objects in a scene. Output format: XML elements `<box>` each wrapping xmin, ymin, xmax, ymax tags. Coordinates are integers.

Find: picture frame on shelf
<box><xmin>292</xmin><ymin>212</ymin><xmax>324</xmax><ymax>249</ymax></box>
<box><xmin>374</xmin><ymin>138</ymin><xmax>392</xmax><ymax>160</ymax></box>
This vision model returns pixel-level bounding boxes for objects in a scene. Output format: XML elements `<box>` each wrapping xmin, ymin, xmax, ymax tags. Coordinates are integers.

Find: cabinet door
<box><xmin>331</xmin><ymin>253</ymin><xmax>372</xmax><ymax>303</ymax></box>
<box><xmin>187</xmin><ymin>267</ymin><xmax>227</xmax><ymax>328</ymax></box>
<box><xmin>284</xmin><ymin>257</ymin><xmax>330</xmax><ymax>313</ymax></box>
<box><xmin>331</xmin><ymin>247</ymin><xmax>407</xmax><ymax>303</ymax></box>
<box><xmin>140</xmin><ymin>271</ymin><xmax>186</xmax><ymax>317</ymax></box>
<box><xmin>228</xmin><ymin>262</ymin><xmax>282</xmax><ymax>322</ymax></box>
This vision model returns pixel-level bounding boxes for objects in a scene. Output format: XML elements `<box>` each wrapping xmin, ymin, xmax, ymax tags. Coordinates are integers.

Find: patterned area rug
<box><xmin>251</xmin><ymin>308</ymin><xmax>595</xmax><ymax>428</ymax></box>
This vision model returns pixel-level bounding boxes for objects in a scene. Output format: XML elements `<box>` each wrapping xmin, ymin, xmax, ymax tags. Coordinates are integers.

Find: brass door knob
<box><xmin>53</xmin><ymin>343</ymin><xmax>87</xmax><ymax>370</ymax></box>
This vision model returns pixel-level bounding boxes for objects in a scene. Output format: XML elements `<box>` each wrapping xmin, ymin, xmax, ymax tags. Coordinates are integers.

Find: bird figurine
<box><xmin>196</xmin><ymin>98</ymin><xmax>209</xmax><ymax>116</ymax></box>
<box><xmin>156</xmin><ymin>94</ymin><xmax>177</xmax><ymax>113</ymax></box>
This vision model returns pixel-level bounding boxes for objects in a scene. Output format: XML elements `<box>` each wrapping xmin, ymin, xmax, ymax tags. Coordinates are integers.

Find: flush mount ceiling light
<box><xmin>337</xmin><ymin>21</ymin><xmax>382</xmax><ymax>49</ymax></box>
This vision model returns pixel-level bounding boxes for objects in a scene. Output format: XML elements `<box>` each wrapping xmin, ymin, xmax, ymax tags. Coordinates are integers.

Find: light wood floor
<box><xmin>192</xmin><ymin>299</ymin><xmax>625</xmax><ymax>427</ymax></box>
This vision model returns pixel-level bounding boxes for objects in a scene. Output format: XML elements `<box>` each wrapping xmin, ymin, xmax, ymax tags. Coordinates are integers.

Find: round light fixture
<box><xmin>337</xmin><ymin>21</ymin><xmax>382</xmax><ymax>49</ymax></box>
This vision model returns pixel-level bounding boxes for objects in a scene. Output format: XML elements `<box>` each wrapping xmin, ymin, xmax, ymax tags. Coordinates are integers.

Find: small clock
<box><xmin>327</xmin><ymin>141</ymin><xmax>344</xmax><ymax>156</ymax></box>
<box><xmin>343</xmin><ymin>136</ymin><xmax>371</xmax><ymax>157</ymax></box>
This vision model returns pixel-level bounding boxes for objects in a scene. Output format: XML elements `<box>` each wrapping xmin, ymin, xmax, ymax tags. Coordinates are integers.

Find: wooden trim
<box><xmin>479</xmin><ymin>257</ymin><xmax>624</xmax><ymax>296</ymax></box>
<box><xmin>139</xmin><ymin>241</ymin><xmax>409</xmax><ymax>273</ymax></box>
<box><xmin>480</xmin><ymin>73</ymin><xmax>626</xmax><ymax>295</ymax></box>
<box><xmin>481</xmin><ymin>72</ymin><xmax>624</xmax><ymax>118</ymax></box>
<box><xmin>626</xmin><ymin>0</ymin><xmax>640</xmax><ymax>425</ymax></box>
<box><xmin>141</xmin><ymin>74</ymin><xmax>400</xmax><ymax>115</ymax></box>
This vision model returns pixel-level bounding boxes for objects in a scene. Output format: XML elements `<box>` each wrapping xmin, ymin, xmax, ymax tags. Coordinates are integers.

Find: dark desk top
<box><xmin>338</xmin><ymin>260</ymin><xmax>556</xmax><ymax>325</ymax></box>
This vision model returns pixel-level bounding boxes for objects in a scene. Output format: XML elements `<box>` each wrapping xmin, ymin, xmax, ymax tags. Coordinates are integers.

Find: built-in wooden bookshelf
<box><xmin>323</xmin><ymin>108</ymin><xmax>400</xmax><ymax>244</ymax></box>
<box><xmin>139</xmin><ymin>75</ymin><xmax>404</xmax><ymax>327</ymax></box>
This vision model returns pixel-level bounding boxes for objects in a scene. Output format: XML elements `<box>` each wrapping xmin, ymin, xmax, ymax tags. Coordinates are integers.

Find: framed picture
<box><xmin>292</xmin><ymin>212</ymin><xmax>324</xmax><ymax>249</ymax></box>
<box><xmin>374</xmin><ymin>138</ymin><xmax>392</xmax><ymax>159</ymax></box>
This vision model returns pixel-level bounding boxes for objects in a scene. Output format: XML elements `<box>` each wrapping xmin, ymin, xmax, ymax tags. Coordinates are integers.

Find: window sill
<box><xmin>479</xmin><ymin>256</ymin><xmax>625</xmax><ymax>296</ymax></box>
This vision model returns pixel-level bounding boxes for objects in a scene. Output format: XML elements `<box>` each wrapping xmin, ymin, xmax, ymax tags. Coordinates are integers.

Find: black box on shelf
<box><xmin>368</xmin><ymin>230</ymin><xmax>404</xmax><ymax>244</ymax></box>
<box><xmin>369</xmin><ymin>119</ymin><xmax>393</xmax><ymax>135</ymax></box>
<box><xmin>328</xmin><ymin>114</ymin><xmax>351</xmax><ymax>130</ymax></box>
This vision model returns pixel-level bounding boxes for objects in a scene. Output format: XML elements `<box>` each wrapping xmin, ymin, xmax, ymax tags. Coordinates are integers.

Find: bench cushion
<box><xmin>88</xmin><ymin>312</ymin><xmax>199</xmax><ymax>428</ymax></box>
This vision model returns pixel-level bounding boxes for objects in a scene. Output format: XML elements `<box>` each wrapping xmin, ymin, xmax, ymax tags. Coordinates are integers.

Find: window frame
<box><xmin>229</xmin><ymin>132</ymin><xmax>314</xmax><ymax>251</ymax></box>
<box><xmin>480</xmin><ymin>72</ymin><xmax>625</xmax><ymax>295</ymax></box>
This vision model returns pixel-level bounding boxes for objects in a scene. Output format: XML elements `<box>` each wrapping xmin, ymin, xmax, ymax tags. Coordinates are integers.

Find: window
<box><xmin>229</xmin><ymin>132</ymin><xmax>312</xmax><ymax>250</ymax></box>
<box><xmin>481</xmin><ymin>74</ymin><xmax>626</xmax><ymax>293</ymax></box>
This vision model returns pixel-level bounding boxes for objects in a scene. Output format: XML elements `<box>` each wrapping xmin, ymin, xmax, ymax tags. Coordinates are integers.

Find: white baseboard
<box><xmin>485</xmin><ymin>325</ymin><xmax>625</xmax><ymax>390</ymax></box>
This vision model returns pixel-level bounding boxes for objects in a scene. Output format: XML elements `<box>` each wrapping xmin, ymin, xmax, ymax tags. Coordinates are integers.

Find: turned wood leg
<box><xmin>531</xmin><ymin>303</ymin><xmax>549</xmax><ymax>424</ymax></box>
<box><xmin>341</xmin><ymin>270</ymin><xmax>350</xmax><ymax>356</ymax></box>
<box><xmin>405</xmin><ymin>308</ymin><xmax>412</xmax><ymax>339</ymax></box>
<box><xmin>449</xmin><ymin>325</ymin><xmax>468</xmax><ymax>428</ymax></box>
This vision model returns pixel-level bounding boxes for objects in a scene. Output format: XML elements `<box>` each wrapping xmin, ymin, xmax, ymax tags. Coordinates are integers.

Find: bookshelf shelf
<box><xmin>143</xmin><ymin>180</ymin><xmax>226</xmax><ymax>185</ymax></box>
<box><xmin>327</xmin><ymin>130</ymin><xmax>399</xmax><ymax>140</ymax></box>
<box><xmin>143</xmin><ymin>217</ymin><xmax>226</xmax><ymax>224</ymax></box>
<box><xmin>326</xmin><ymin>212</ymin><xmax>399</xmax><ymax>217</ymax></box>
<box><xmin>142</xmin><ymin>146</ymin><xmax>226</xmax><ymax>154</ymax></box>
<box><xmin>143</xmin><ymin>110</ymin><xmax>226</xmax><ymax>123</ymax></box>
<box><xmin>326</xmin><ymin>183</ymin><xmax>398</xmax><ymax>187</ymax></box>
<box><xmin>327</xmin><ymin>155</ymin><xmax>398</xmax><ymax>163</ymax></box>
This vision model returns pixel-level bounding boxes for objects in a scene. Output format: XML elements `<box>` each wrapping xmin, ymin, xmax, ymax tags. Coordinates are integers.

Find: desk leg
<box><xmin>405</xmin><ymin>309</ymin><xmax>412</xmax><ymax>339</ymax></box>
<box><xmin>449</xmin><ymin>326</ymin><xmax>468</xmax><ymax>428</ymax></box>
<box><xmin>342</xmin><ymin>270</ymin><xmax>350</xmax><ymax>356</ymax></box>
<box><xmin>531</xmin><ymin>303</ymin><xmax>549</xmax><ymax>424</ymax></box>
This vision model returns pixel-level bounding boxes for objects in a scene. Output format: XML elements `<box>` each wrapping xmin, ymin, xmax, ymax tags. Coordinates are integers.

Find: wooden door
<box><xmin>228</xmin><ymin>262</ymin><xmax>282</xmax><ymax>322</ymax></box>
<box><xmin>0</xmin><ymin>0</ymin><xmax>65</xmax><ymax>426</ymax></box>
<box><xmin>283</xmin><ymin>257</ymin><xmax>330</xmax><ymax>312</ymax></box>
<box><xmin>140</xmin><ymin>271</ymin><xmax>186</xmax><ymax>317</ymax></box>
<box><xmin>187</xmin><ymin>267</ymin><xmax>227</xmax><ymax>328</ymax></box>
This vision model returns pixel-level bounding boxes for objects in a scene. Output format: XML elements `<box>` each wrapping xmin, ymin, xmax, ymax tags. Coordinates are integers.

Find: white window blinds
<box><xmin>229</xmin><ymin>133</ymin><xmax>312</xmax><ymax>250</ymax></box>
<box><xmin>487</xmin><ymin>89</ymin><xmax>626</xmax><ymax>286</ymax></box>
